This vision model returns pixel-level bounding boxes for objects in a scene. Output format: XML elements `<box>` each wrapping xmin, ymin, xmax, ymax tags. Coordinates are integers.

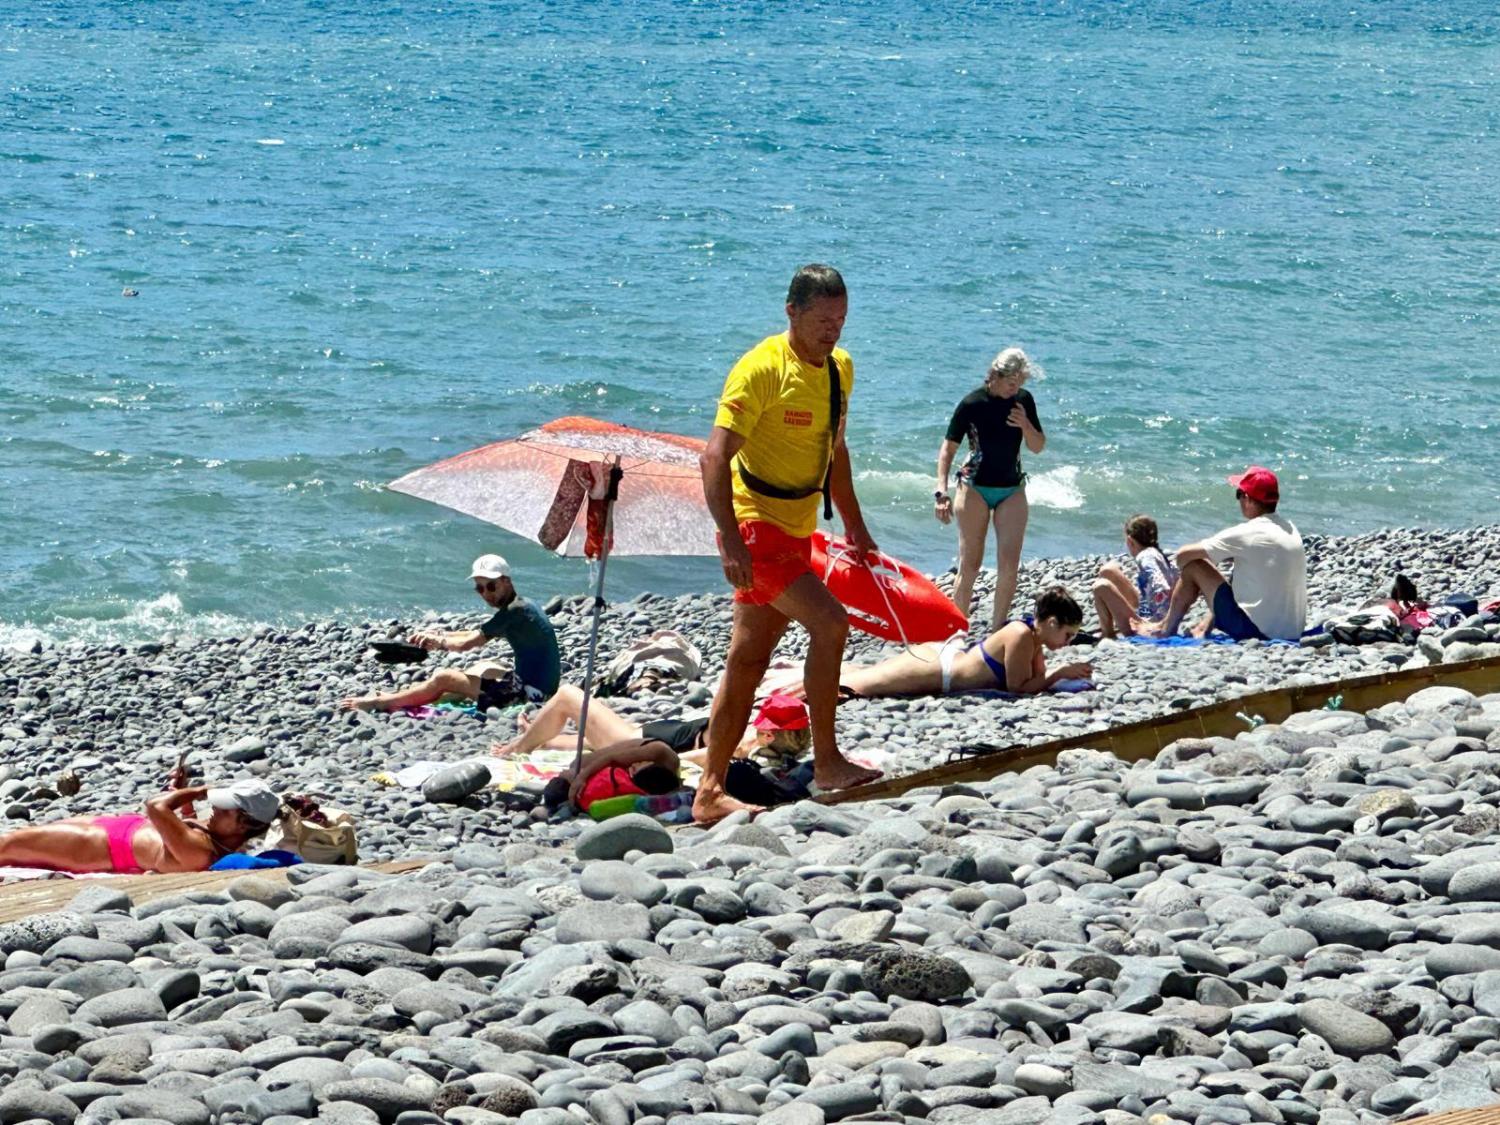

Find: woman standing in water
<box><xmin>935</xmin><ymin>347</ymin><xmax>1046</xmax><ymax>630</ymax></box>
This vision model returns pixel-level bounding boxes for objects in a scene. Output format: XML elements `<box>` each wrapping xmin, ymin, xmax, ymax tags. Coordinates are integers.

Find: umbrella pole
<box><xmin>572</xmin><ymin>460</ymin><xmax>623</xmax><ymax>778</ymax></box>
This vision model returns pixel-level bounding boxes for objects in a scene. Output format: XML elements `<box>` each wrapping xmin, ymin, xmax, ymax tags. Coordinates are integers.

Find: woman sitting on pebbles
<box><xmin>783</xmin><ymin>587</ymin><xmax>1093</xmax><ymax>699</ymax></box>
<box><xmin>1091</xmin><ymin>514</ymin><xmax>1179</xmax><ymax>638</ymax></box>
<box><xmin>0</xmin><ymin>778</ymin><xmax>281</xmax><ymax>875</ymax></box>
<box><xmin>490</xmin><ymin>685</ymin><xmax>811</xmax><ymax>768</ymax></box>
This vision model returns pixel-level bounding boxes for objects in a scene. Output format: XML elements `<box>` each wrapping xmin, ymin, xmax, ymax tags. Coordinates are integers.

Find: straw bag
<box><xmin>266</xmin><ymin>798</ymin><xmax>358</xmax><ymax>865</ymax></box>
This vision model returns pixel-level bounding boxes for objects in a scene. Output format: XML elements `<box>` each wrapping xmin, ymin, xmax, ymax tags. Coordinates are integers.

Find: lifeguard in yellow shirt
<box><xmin>696</xmin><ymin>263</ymin><xmax>883</xmax><ymax>824</ymax></box>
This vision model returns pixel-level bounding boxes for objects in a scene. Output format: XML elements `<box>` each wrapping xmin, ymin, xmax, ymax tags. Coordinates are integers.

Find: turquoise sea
<box><xmin>3</xmin><ymin>1</ymin><xmax>1498</xmax><ymax>644</ymax></box>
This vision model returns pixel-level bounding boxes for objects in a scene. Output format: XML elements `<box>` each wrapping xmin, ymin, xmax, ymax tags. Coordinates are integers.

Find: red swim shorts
<box><xmin>728</xmin><ymin>520</ymin><xmax>814</xmax><ymax>606</ymax></box>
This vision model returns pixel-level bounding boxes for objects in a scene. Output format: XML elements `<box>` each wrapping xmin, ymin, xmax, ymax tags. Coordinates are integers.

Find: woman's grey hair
<box><xmin>988</xmin><ymin>346</ymin><xmax>1041</xmax><ymax>384</ymax></box>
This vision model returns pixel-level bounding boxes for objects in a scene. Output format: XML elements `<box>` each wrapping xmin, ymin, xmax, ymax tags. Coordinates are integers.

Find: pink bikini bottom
<box><xmin>91</xmin><ymin>814</ymin><xmax>147</xmax><ymax>874</ymax></box>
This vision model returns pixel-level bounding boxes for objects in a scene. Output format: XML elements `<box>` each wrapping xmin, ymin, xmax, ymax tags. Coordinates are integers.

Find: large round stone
<box><xmin>1449</xmin><ymin>862</ymin><xmax>1500</xmax><ymax>903</ymax></box>
<box><xmin>579</xmin><ymin>861</ymin><xmax>667</xmax><ymax>906</ymax></box>
<box><xmin>1297</xmin><ymin>998</ymin><xmax>1396</xmax><ymax>1058</ymax></box>
<box><xmin>575</xmin><ymin>814</ymin><xmax>673</xmax><ymax>861</ymax></box>
<box><xmin>861</xmin><ymin>949</ymin><xmax>972</xmax><ymax>1002</ymax></box>
<box><xmin>554</xmin><ymin>901</ymin><xmax>650</xmax><ymax>945</ymax></box>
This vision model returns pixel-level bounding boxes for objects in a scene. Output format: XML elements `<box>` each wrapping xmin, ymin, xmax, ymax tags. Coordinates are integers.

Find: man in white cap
<box><xmin>340</xmin><ymin>553</ymin><xmax>561</xmax><ymax>713</ymax></box>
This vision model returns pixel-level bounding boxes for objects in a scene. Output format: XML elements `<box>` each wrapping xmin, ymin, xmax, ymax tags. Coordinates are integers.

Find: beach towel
<box><xmin>210</xmin><ymin>849</ymin><xmax>303</xmax><ymax>871</ymax></box>
<box><xmin>396</xmin><ymin>700</ymin><xmax>482</xmax><ymax>719</ymax></box>
<box><xmin>1122</xmin><ymin>633</ymin><xmax>1239</xmax><ymax>647</ymax></box>
<box><xmin>968</xmin><ymin>677</ymin><xmax>1096</xmax><ymax>699</ymax></box>
<box><xmin>0</xmin><ymin>866</ymin><xmax>125</xmax><ymax>883</ymax></box>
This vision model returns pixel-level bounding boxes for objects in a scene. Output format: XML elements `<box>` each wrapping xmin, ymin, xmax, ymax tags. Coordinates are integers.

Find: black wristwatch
<box><xmin>934</xmin><ymin>490</ymin><xmax>949</xmax><ymax>502</ymax></box>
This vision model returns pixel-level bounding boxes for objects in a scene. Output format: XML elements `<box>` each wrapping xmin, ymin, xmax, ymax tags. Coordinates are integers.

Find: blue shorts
<box><xmin>1212</xmin><ymin>584</ymin><xmax>1267</xmax><ymax>642</ymax></box>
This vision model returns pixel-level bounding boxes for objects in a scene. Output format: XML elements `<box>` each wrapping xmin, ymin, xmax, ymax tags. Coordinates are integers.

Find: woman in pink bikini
<box><xmin>0</xmin><ymin>779</ymin><xmax>281</xmax><ymax>875</ymax></box>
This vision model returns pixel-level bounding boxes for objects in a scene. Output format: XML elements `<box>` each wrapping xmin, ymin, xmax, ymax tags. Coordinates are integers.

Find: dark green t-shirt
<box><xmin>480</xmin><ymin>598</ymin><xmax>561</xmax><ymax>695</ymax></box>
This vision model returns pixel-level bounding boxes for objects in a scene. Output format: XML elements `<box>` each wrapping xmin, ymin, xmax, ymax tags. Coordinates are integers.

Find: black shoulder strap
<box><xmin>735</xmin><ymin>354</ymin><xmax>843</xmax><ymax>517</ymax></box>
<box><xmin>822</xmin><ymin>355</ymin><xmax>840</xmax><ymax>520</ymax></box>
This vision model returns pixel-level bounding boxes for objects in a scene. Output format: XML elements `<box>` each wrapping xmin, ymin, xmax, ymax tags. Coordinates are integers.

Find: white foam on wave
<box><xmin>1028</xmin><ymin>465</ymin><xmax>1085</xmax><ymax>510</ymax></box>
<box><xmin>0</xmin><ymin>593</ymin><xmax>264</xmax><ymax>649</ymax></box>
<box><xmin>854</xmin><ymin>465</ymin><xmax>1084</xmax><ymax>510</ymax></box>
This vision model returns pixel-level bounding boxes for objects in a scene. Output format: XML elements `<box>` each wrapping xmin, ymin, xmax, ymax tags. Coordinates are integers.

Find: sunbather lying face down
<box><xmin>538</xmin><ymin>738</ymin><xmax>685</xmax><ymax>814</ymax></box>
<box><xmin>0</xmin><ymin>780</ymin><xmax>280</xmax><ymax>875</ymax></box>
<box><xmin>491</xmin><ymin>684</ymin><xmax>811</xmax><ymax>768</ymax></box>
<box><xmin>782</xmin><ymin>586</ymin><xmax>1094</xmax><ymax>700</ymax></box>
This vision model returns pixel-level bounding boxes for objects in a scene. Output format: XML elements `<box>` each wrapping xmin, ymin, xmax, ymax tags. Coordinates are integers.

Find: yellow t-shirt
<box><xmin>712</xmin><ymin>333</ymin><xmax>854</xmax><ymax>537</ymax></box>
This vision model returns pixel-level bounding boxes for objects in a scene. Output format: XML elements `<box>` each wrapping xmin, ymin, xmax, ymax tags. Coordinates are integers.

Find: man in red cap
<box><xmin>1146</xmin><ymin>465</ymin><xmax>1306</xmax><ymax>641</ymax></box>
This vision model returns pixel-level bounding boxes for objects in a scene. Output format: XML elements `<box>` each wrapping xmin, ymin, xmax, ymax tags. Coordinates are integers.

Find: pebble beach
<box><xmin>3</xmin><ymin>525</ymin><xmax>1500</xmax><ymax>1122</ymax></box>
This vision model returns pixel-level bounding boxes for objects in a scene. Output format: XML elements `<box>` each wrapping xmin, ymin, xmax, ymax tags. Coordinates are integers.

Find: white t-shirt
<box><xmin>1201</xmin><ymin>513</ymin><xmax>1307</xmax><ymax>640</ymax></box>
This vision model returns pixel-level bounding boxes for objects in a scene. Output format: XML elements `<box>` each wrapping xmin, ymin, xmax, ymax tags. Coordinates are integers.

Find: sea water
<box><xmin>3</xmin><ymin>1</ymin><xmax>1498</xmax><ymax>643</ymax></box>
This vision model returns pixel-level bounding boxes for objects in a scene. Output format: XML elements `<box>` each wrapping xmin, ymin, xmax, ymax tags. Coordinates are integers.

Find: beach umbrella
<box><xmin>388</xmin><ymin>416</ymin><xmax>717</xmax><ymax>769</ymax></box>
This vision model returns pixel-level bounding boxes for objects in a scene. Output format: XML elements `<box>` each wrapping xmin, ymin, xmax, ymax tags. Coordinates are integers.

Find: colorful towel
<box><xmin>396</xmin><ymin>700</ymin><xmax>482</xmax><ymax>719</ymax></box>
<box><xmin>383</xmin><ymin>751</ymin><xmax>582</xmax><ymax>793</ymax></box>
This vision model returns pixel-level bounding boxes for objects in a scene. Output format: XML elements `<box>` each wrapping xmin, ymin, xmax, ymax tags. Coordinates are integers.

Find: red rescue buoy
<box><xmin>810</xmin><ymin>531</ymin><xmax>968</xmax><ymax>643</ymax></box>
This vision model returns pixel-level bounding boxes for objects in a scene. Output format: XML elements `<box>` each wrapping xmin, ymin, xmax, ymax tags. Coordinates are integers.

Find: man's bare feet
<box><xmin>516</xmin><ymin>711</ymin><xmax>534</xmax><ymax>733</ymax></box>
<box><xmin>814</xmin><ymin>756</ymin><xmax>883</xmax><ymax>791</ymax></box>
<box><xmin>339</xmin><ymin>697</ymin><xmax>380</xmax><ymax>712</ymax></box>
<box><xmin>1135</xmin><ymin>620</ymin><xmax>1165</xmax><ymax>638</ymax></box>
<box><xmin>692</xmin><ymin>787</ymin><xmax>763</xmax><ymax>826</ymax></box>
<box><xmin>490</xmin><ymin>741</ymin><xmax>519</xmax><ymax>758</ymax></box>
<box><xmin>1189</xmin><ymin>618</ymin><xmax>1213</xmax><ymax>639</ymax></box>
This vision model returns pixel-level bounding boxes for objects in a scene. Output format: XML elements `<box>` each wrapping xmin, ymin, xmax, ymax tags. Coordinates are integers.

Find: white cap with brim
<box><xmin>469</xmin><ymin>554</ymin><xmax>511</xmax><ymax>580</ymax></box>
<box><xmin>208</xmin><ymin>780</ymin><xmax>281</xmax><ymax>826</ymax></box>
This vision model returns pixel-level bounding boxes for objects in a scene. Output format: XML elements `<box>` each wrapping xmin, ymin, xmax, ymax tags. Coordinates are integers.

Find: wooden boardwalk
<box><xmin>822</xmin><ymin>650</ymin><xmax>1500</xmax><ymax>805</ymax></box>
<box><xmin>1405</xmin><ymin>1110</ymin><xmax>1500</xmax><ymax>1124</ymax></box>
<box><xmin>0</xmin><ymin>858</ymin><xmax>435</xmax><ymax>924</ymax></box>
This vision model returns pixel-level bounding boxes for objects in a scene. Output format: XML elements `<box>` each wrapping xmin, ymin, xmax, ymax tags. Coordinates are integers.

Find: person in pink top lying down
<box><xmin>0</xmin><ymin>777</ymin><xmax>281</xmax><ymax>875</ymax></box>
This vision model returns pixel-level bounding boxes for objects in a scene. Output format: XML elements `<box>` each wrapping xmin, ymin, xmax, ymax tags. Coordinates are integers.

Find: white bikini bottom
<box><xmin>938</xmin><ymin>634</ymin><xmax>968</xmax><ymax>694</ymax></box>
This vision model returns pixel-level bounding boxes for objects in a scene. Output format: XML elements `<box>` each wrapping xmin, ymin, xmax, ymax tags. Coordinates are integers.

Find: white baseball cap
<box><xmin>469</xmin><ymin>554</ymin><xmax>511</xmax><ymax>581</ymax></box>
<box><xmin>207</xmin><ymin>780</ymin><xmax>282</xmax><ymax>826</ymax></box>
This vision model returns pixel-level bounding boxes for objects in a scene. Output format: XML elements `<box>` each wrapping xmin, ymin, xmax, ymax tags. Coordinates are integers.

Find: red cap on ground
<box><xmin>753</xmin><ymin>693</ymin><xmax>810</xmax><ymax>731</ymax></box>
<box><xmin>1227</xmin><ymin>465</ymin><xmax>1280</xmax><ymax>504</ymax></box>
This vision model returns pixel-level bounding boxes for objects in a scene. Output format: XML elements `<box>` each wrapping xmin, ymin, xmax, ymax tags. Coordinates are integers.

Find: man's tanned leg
<box><xmin>772</xmin><ymin>572</ymin><xmax>881</xmax><ymax>791</ymax></box>
<box><xmin>693</xmin><ymin>603</ymin><xmax>788</xmax><ymax>825</ymax></box>
<box><xmin>1153</xmin><ymin>558</ymin><xmax>1225</xmax><ymax>638</ymax></box>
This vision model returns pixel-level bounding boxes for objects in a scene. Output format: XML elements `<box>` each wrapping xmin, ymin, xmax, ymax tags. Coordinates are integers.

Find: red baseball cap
<box><xmin>753</xmin><ymin>693</ymin><xmax>810</xmax><ymax>731</ymax></box>
<box><xmin>1227</xmin><ymin>465</ymin><xmax>1279</xmax><ymax>504</ymax></box>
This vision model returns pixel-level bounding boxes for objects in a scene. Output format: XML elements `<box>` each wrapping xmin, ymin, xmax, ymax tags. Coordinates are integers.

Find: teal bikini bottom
<box><xmin>965</xmin><ymin>483</ymin><xmax>1021</xmax><ymax>510</ymax></box>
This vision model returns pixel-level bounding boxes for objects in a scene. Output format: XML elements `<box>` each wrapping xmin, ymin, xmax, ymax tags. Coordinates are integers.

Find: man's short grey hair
<box><xmin>988</xmin><ymin>346</ymin><xmax>1041</xmax><ymax>383</ymax></box>
<box><xmin>786</xmin><ymin>264</ymin><xmax>846</xmax><ymax>310</ymax></box>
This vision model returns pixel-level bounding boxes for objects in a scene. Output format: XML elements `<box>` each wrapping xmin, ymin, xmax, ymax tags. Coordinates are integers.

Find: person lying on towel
<box><xmin>0</xmin><ymin>778</ymin><xmax>280</xmax><ymax>875</ymax></box>
<box><xmin>490</xmin><ymin>686</ymin><xmax>811</xmax><ymax>768</ymax></box>
<box><xmin>781</xmin><ymin>586</ymin><xmax>1094</xmax><ymax>700</ymax></box>
<box><xmin>540</xmin><ymin>738</ymin><xmax>685</xmax><ymax>815</ymax></box>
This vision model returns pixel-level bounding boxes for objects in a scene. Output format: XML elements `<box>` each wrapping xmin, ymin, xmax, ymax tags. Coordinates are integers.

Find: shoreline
<box><xmin>5</xmin><ymin>518</ymin><xmax>1500</xmax><ymax>653</ymax></box>
<box><xmin>0</xmin><ymin>523</ymin><xmax>1496</xmax><ymax>863</ymax></box>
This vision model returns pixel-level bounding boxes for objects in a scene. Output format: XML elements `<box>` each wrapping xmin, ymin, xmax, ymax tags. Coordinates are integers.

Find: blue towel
<box><xmin>210</xmin><ymin>849</ymin><xmax>304</xmax><ymax>871</ymax></box>
<box><xmin>955</xmin><ymin>678</ymin><xmax>1096</xmax><ymax>700</ymax></box>
<box><xmin>1123</xmin><ymin>632</ymin><xmax>1298</xmax><ymax>648</ymax></box>
<box><xmin>1121</xmin><ymin>633</ymin><xmax>1239</xmax><ymax>647</ymax></box>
